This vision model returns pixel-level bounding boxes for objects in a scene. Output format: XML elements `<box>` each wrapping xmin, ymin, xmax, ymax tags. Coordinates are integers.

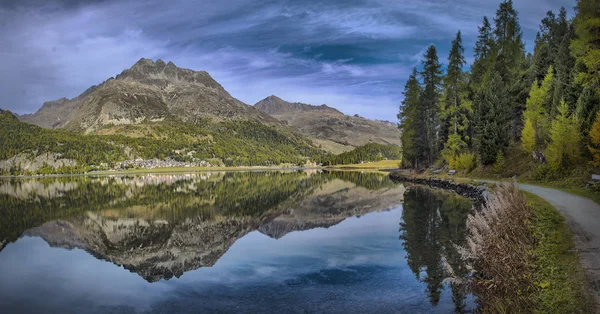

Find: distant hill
<box><xmin>254</xmin><ymin>95</ymin><xmax>401</xmax><ymax>154</ymax></box>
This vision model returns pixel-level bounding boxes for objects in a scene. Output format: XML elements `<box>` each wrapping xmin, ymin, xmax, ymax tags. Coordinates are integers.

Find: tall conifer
<box><xmin>419</xmin><ymin>46</ymin><xmax>444</xmax><ymax>166</ymax></box>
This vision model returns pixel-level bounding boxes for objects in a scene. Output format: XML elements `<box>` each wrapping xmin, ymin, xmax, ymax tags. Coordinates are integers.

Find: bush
<box><xmin>443</xmin><ymin>153</ymin><xmax>456</xmax><ymax>169</ymax></box>
<box><xmin>532</xmin><ymin>164</ymin><xmax>553</xmax><ymax>181</ymax></box>
<box><xmin>455</xmin><ymin>153</ymin><xmax>476</xmax><ymax>172</ymax></box>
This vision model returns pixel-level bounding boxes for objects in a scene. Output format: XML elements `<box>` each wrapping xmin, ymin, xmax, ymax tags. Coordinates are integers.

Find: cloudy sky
<box><xmin>0</xmin><ymin>0</ymin><xmax>574</xmax><ymax>120</ymax></box>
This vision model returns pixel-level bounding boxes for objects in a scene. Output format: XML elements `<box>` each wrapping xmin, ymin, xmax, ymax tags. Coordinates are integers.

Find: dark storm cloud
<box><xmin>0</xmin><ymin>0</ymin><xmax>575</xmax><ymax>120</ymax></box>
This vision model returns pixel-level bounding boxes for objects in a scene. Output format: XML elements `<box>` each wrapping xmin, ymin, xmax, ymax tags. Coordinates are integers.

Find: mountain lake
<box><xmin>0</xmin><ymin>170</ymin><xmax>475</xmax><ymax>313</ymax></box>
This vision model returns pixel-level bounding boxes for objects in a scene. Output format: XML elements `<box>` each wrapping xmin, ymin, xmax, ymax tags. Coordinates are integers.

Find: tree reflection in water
<box><xmin>399</xmin><ymin>186</ymin><xmax>472</xmax><ymax>313</ymax></box>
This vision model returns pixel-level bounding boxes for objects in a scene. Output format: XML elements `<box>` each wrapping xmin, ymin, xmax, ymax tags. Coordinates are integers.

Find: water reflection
<box><xmin>0</xmin><ymin>171</ymin><xmax>474</xmax><ymax>313</ymax></box>
<box><xmin>0</xmin><ymin>171</ymin><xmax>404</xmax><ymax>282</ymax></box>
<box><xmin>400</xmin><ymin>186</ymin><xmax>472</xmax><ymax>312</ymax></box>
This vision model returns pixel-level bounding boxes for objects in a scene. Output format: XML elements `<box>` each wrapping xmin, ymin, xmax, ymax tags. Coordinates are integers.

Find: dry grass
<box><xmin>460</xmin><ymin>180</ymin><xmax>537</xmax><ymax>312</ymax></box>
<box><xmin>450</xmin><ymin>181</ymin><xmax>593</xmax><ymax>313</ymax></box>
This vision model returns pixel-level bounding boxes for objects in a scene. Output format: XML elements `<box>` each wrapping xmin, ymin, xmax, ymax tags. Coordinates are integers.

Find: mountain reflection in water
<box><xmin>0</xmin><ymin>170</ymin><xmax>475</xmax><ymax>313</ymax></box>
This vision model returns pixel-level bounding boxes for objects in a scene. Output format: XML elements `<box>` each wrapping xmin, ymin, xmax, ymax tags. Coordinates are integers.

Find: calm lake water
<box><xmin>0</xmin><ymin>170</ymin><xmax>474</xmax><ymax>313</ymax></box>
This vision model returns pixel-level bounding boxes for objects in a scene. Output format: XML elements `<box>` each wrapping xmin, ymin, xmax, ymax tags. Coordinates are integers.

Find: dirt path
<box><xmin>483</xmin><ymin>181</ymin><xmax>600</xmax><ymax>304</ymax></box>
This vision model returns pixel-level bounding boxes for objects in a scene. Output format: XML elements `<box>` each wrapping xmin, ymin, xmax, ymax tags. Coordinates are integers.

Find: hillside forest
<box><xmin>398</xmin><ymin>0</ymin><xmax>600</xmax><ymax>181</ymax></box>
<box><xmin>0</xmin><ymin>111</ymin><xmax>327</xmax><ymax>175</ymax></box>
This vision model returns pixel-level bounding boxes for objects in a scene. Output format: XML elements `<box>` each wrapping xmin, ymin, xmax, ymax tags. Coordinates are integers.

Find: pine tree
<box><xmin>470</xmin><ymin>17</ymin><xmax>495</xmax><ymax>150</ymax></box>
<box><xmin>420</xmin><ymin>45</ymin><xmax>444</xmax><ymax>166</ymax></box>
<box><xmin>552</xmin><ymin>7</ymin><xmax>577</xmax><ymax>109</ymax></box>
<box><xmin>441</xmin><ymin>31</ymin><xmax>472</xmax><ymax>166</ymax></box>
<box><xmin>531</xmin><ymin>30</ymin><xmax>551</xmax><ymax>82</ymax></box>
<box><xmin>493</xmin><ymin>0</ymin><xmax>525</xmax><ymax>79</ymax></box>
<box><xmin>472</xmin><ymin>17</ymin><xmax>494</xmax><ymax>89</ymax></box>
<box><xmin>443</xmin><ymin>31</ymin><xmax>468</xmax><ymax>136</ymax></box>
<box><xmin>476</xmin><ymin>71</ymin><xmax>511</xmax><ymax>164</ymax></box>
<box><xmin>399</xmin><ymin>68</ymin><xmax>422</xmax><ymax>168</ymax></box>
<box><xmin>531</xmin><ymin>9</ymin><xmax>564</xmax><ymax>82</ymax></box>
<box><xmin>576</xmin><ymin>86</ymin><xmax>600</xmax><ymax>137</ymax></box>
<box><xmin>589</xmin><ymin>112</ymin><xmax>600</xmax><ymax>167</ymax></box>
<box><xmin>547</xmin><ymin>100</ymin><xmax>581</xmax><ymax>171</ymax></box>
<box><xmin>570</xmin><ymin>0</ymin><xmax>600</xmax><ymax>95</ymax></box>
<box><xmin>492</xmin><ymin>0</ymin><xmax>527</xmax><ymax>141</ymax></box>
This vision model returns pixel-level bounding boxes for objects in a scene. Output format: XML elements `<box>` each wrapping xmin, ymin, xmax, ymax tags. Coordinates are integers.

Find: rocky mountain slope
<box><xmin>21</xmin><ymin>58</ymin><xmax>277</xmax><ymax>133</ymax></box>
<box><xmin>254</xmin><ymin>95</ymin><xmax>401</xmax><ymax>154</ymax></box>
<box><xmin>19</xmin><ymin>85</ymin><xmax>99</xmax><ymax>129</ymax></box>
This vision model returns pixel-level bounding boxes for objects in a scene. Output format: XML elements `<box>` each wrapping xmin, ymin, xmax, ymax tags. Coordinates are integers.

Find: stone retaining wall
<box><xmin>389</xmin><ymin>172</ymin><xmax>487</xmax><ymax>201</ymax></box>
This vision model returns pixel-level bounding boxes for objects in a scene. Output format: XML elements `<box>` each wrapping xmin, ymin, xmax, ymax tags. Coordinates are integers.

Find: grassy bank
<box><xmin>525</xmin><ymin>192</ymin><xmax>594</xmax><ymax>313</ymax></box>
<box><xmin>437</xmin><ymin>180</ymin><xmax>593</xmax><ymax>312</ymax></box>
<box><xmin>452</xmin><ymin>144</ymin><xmax>600</xmax><ymax>205</ymax></box>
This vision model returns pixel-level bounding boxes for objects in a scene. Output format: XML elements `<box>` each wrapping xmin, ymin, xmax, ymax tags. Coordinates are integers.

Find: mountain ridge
<box><xmin>254</xmin><ymin>95</ymin><xmax>401</xmax><ymax>153</ymax></box>
<box><xmin>255</xmin><ymin>95</ymin><xmax>343</xmax><ymax>115</ymax></box>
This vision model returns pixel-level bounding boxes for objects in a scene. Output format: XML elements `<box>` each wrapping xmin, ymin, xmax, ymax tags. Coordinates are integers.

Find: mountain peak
<box><xmin>266</xmin><ymin>95</ymin><xmax>283</xmax><ymax>101</ymax></box>
<box><xmin>131</xmin><ymin>57</ymin><xmax>155</xmax><ymax>68</ymax></box>
<box><xmin>129</xmin><ymin>58</ymin><xmax>180</xmax><ymax>73</ymax></box>
<box><xmin>114</xmin><ymin>58</ymin><xmax>223</xmax><ymax>90</ymax></box>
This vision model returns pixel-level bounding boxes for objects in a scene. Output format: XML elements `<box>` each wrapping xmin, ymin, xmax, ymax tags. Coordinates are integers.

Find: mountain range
<box><xmin>2</xmin><ymin>58</ymin><xmax>400</xmax><ymax>172</ymax></box>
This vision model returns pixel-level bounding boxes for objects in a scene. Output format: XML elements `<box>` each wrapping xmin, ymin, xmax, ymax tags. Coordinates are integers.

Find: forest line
<box><xmin>398</xmin><ymin>0</ymin><xmax>600</xmax><ymax>176</ymax></box>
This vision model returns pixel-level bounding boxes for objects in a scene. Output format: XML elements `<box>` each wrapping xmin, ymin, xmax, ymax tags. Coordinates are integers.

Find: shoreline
<box><xmin>0</xmin><ymin>161</ymin><xmax>402</xmax><ymax>178</ymax></box>
<box><xmin>390</xmin><ymin>170</ymin><xmax>595</xmax><ymax>312</ymax></box>
<box><xmin>0</xmin><ymin>166</ymin><xmax>324</xmax><ymax>179</ymax></box>
<box><xmin>396</xmin><ymin>170</ymin><xmax>596</xmax><ymax>311</ymax></box>
<box><xmin>388</xmin><ymin>171</ymin><xmax>487</xmax><ymax>200</ymax></box>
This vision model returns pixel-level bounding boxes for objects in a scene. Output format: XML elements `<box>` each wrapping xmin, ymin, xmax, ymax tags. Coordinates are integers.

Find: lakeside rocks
<box><xmin>388</xmin><ymin>172</ymin><xmax>487</xmax><ymax>200</ymax></box>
